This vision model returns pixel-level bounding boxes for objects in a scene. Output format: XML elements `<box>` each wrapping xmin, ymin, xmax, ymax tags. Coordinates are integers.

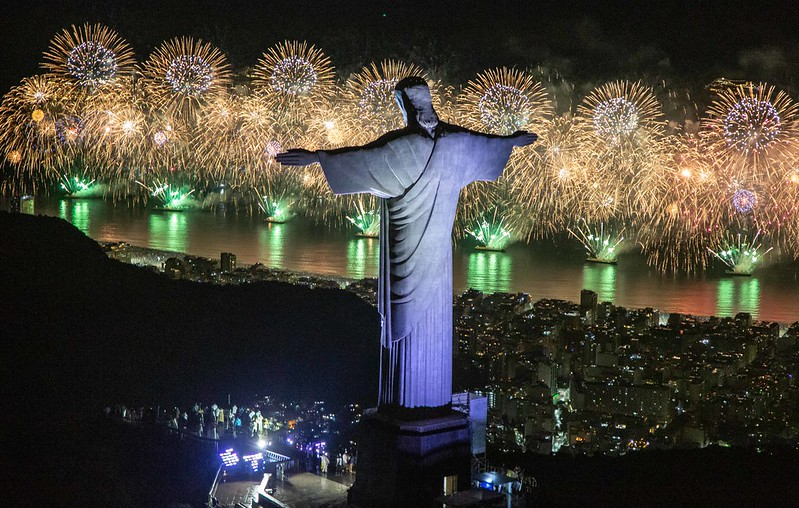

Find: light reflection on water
<box><xmin>148</xmin><ymin>212</ymin><xmax>188</xmax><ymax>254</ymax></box>
<box><xmin>466</xmin><ymin>251</ymin><xmax>512</xmax><ymax>294</ymax></box>
<box><xmin>60</xmin><ymin>199</ymin><xmax>91</xmax><ymax>235</ymax></box>
<box><xmin>347</xmin><ymin>237</ymin><xmax>378</xmax><ymax>281</ymax></box>
<box><xmin>260</xmin><ymin>223</ymin><xmax>285</xmax><ymax>267</ymax></box>
<box><xmin>582</xmin><ymin>263</ymin><xmax>616</xmax><ymax>303</ymax></box>
<box><xmin>41</xmin><ymin>197</ymin><xmax>799</xmax><ymax>323</ymax></box>
<box><xmin>716</xmin><ymin>277</ymin><xmax>760</xmax><ymax>318</ymax></box>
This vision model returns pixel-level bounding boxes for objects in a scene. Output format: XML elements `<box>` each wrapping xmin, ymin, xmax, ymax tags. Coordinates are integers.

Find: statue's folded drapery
<box><xmin>318</xmin><ymin>124</ymin><xmax>515</xmax><ymax>408</ymax></box>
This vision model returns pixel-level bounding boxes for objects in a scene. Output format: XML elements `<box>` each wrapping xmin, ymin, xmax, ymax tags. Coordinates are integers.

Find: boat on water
<box><xmin>586</xmin><ymin>257</ymin><xmax>617</xmax><ymax>265</ymax></box>
<box><xmin>475</xmin><ymin>245</ymin><xmax>505</xmax><ymax>253</ymax></box>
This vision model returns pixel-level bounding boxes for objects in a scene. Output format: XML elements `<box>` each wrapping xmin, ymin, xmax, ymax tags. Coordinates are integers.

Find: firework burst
<box><xmin>251</xmin><ymin>41</ymin><xmax>335</xmax><ymax>144</ymax></box>
<box><xmin>145</xmin><ymin>112</ymin><xmax>192</xmax><ymax>171</ymax></box>
<box><xmin>460</xmin><ymin>67</ymin><xmax>552</xmax><ymax>135</ymax></box>
<box><xmin>254</xmin><ymin>184</ymin><xmax>296</xmax><ymax>223</ymax></box>
<box><xmin>346</xmin><ymin>197</ymin><xmax>380</xmax><ymax>237</ymax></box>
<box><xmin>578</xmin><ymin>81</ymin><xmax>662</xmax><ymax>144</ymax></box>
<box><xmin>0</xmin><ymin>75</ymin><xmax>78</xmax><ymax>185</ymax></box>
<box><xmin>707</xmin><ymin>230</ymin><xmax>773</xmax><ymax>275</ymax></box>
<box><xmin>577</xmin><ymin>81</ymin><xmax>667</xmax><ymax>223</ymax></box>
<box><xmin>136</xmin><ymin>178</ymin><xmax>196</xmax><ymax>210</ymax></box>
<box><xmin>195</xmin><ymin>94</ymin><xmax>243</xmax><ymax>182</ymax></box>
<box><xmin>253</xmin><ymin>41</ymin><xmax>334</xmax><ymax>101</ymax></box>
<box><xmin>306</xmin><ymin>100</ymin><xmax>350</xmax><ymax>148</ymax></box>
<box><xmin>466</xmin><ymin>208</ymin><xmax>514</xmax><ymax>251</ymax></box>
<box><xmin>508</xmin><ymin>116</ymin><xmax>592</xmax><ymax>239</ymax></box>
<box><xmin>567</xmin><ymin>221</ymin><xmax>627</xmax><ymax>263</ymax></box>
<box><xmin>704</xmin><ymin>84</ymin><xmax>799</xmax><ymax>182</ymax></box>
<box><xmin>80</xmin><ymin>83</ymin><xmax>148</xmax><ymax>181</ymax></box>
<box><xmin>637</xmin><ymin>135</ymin><xmax>726</xmax><ymax>272</ymax></box>
<box><xmin>141</xmin><ymin>37</ymin><xmax>231</xmax><ymax>120</ymax></box>
<box><xmin>42</xmin><ymin>23</ymin><xmax>135</xmax><ymax>91</ymax></box>
<box><xmin>342</xmin><ymin>60</ymin><xmax>426</xmax><ymax>142</ymax></box>
<box><xmin>59</xmin><ymin>173</ymin><xmax>96</xmax><ymax>197</ymax></box>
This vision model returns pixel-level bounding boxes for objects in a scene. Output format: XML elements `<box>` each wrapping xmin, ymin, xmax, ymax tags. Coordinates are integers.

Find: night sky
<box><xmin>2</xmin><ymin>0</ymin><xmax>797</xmax><ymax>98</ymax></box>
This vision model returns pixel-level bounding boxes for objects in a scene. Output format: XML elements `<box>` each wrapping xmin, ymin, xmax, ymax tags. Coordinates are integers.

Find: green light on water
<box><xmin>467</xmin><ymin>251</ymin><xmax>512</xmax><ymax>293</ymax></box>
<box><xmin>259</xmin><ymin>222</ymin><xmax>285</xmax><ymax>267</ymax></box>
<box><xmin>738</xmin><ymin>278</ymin><xmax>760</xmax><ymax>315</ymax></box>
<box><xmin>59</xmin><ymin>199</ymin><xmax>90</xmax><ymax>235</ymax></box>
<box><xmin>148</xmin><ymin>212</ymin><xmax>188</xmax><ymax>253</ymax></box>
<box><xmin>717</xmin><ymin>278</ymin><xmax>734</xmax><ymax>313</ymax></box>
<box><xmin>716</xmin><ymin>277</ymin><xmax>760</xmax><ymax>317</ymax></box>
<box><xmin>582</xmin><ymin>263</ymin><xmax>617</xmax><ymax>303</ymax></box>
<box><xmin>346</xmin><ymin>237</ymin><xmax>378</xmax><ymax>280</ymax></box>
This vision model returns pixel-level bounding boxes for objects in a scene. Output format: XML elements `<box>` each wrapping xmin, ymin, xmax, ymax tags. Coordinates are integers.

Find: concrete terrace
<box><xmin>213</xmin><ymin>471</ymin><xmax>354</xmax><ymax>507</ymax></box>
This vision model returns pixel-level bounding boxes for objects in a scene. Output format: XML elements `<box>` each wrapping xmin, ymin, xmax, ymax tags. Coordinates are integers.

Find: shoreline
<box><xmin>104</xmin><ymin>239</ymin><xmax>798</xmax><ymax>331</ymax></box>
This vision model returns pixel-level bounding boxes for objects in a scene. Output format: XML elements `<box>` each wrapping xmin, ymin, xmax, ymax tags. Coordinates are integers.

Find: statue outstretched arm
<box><xmin>508</xmin><ymin>130</ymin><xmax>538</xmax><ymax>147</ymax></box>
<box><xmin>278</xmin><ymin>130</ymin><xmax>431</xmax><ymax>197</ymax></box>
<box><xmin>274</xmin><ymin>129</ymin><xmax>409</xmax><ymax>167</ymax></box>
<box><xmin>459</xmin><ymin>129</ymin><xmax>538</xmax><ymax>185</ymax></box>
<box><xmin>275</xmin><ymin>149</ymin><xmax>319</xmax><ymax>167</ymax></box>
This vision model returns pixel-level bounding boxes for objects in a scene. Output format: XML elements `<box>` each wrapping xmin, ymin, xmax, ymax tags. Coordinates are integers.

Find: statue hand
<box><xmin>510</xmin><ymin>131</ymin><xmax>538</xmax><ymax>147</ymax></box>
<box><xmin>275</xmin><ymin>149</ymin><xmax>320</xmax><ymax>167</ymax></box>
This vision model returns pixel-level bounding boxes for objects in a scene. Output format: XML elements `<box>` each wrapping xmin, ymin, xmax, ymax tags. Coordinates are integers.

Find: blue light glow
<box><xmin>220</xmin><ymin>448</ymin><xmax>239</xmax><ymax>467</ymax></box>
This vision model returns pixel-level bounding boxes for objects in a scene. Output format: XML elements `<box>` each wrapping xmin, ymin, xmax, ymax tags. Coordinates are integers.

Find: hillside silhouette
<box><xmin>0</xmin><ymin>211</ymin><xmax>380</xmax><ymax>412</ymax></box>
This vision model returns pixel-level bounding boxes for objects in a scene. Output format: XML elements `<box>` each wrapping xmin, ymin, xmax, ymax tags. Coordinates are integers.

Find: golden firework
<box><xmin>507</xmin><ymin>116</ymin><xmax>591</xmax><ymax>239</ymax></box>
<box><xmin>252</xmin><ymin>40</ymin><xmax>335</xmax><ymax>101</ymax></box>
<box><xmin>195</xmin><ymin>94</ymin><xmax>244</xmax><ymax>183</ymax></box>
<box><xmin>459</xmin><ymin>67</ymin><xmax>553</xmax><ymax>135</ymax></box>
<box><xmin>703</xmin><ymin>83</ymin><xmax>798</xmax><ymax>182</ymax></box>
<box><xmin>41</xmin><ymin>23</ymin><xmax>136</xmax><ymax>90</ymax></box>
<box><xmin>637</xmin><ymin>134</ymin><xmax>724</xmax><ymax>272</ymax></box>
<box><xmin>342</xmin><ymin>60</ymin><xmax>426</xmax><ymax>142</ymax></box>
<box><xmin>140</xmin><ymin>37</ymin><xmax>231</xmax><ymax>120</ymax></box>
<box><xmin>577</xmin><ymin>80</ymin><xmax>663</xmax><ymax>145</ymax></box>
<box><xmin>576</xmin><ymin>81</ymin><xmax>668</xmax><ymax>226</ymax></box>
<box><xmin>0</xmin><ymin>76</ymin><xmax>73</xmax><ymax>183</ymax></box>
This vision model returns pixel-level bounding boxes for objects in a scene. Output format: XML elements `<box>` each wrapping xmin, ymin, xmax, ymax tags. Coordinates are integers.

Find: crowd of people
<box><xmin>318</xmin><ymin>449</ymin><xmax>355</xmax><ymax>477</ymax></box>
<box><xmin>103</xmin><ymin>402</ymin><xmax>269</xmax><ymax>440</ymax></box>
<box><xmin>164</xmin><ymin>403</ymin><xmax>267</xmax><ymax>440</ymax></box>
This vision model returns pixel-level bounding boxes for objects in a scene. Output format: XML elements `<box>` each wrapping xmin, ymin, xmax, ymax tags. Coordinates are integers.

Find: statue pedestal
<box><xmin>348</xmin><ymin>409</ymin><xmax>471</xmax><ymax>507</ymax></box>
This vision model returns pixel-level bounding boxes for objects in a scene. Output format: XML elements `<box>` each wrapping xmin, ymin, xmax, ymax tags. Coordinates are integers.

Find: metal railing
<box><xmin>207</xmin><ymin>465</ymin><xmax>223</xmax><ymax>507</ymax></box>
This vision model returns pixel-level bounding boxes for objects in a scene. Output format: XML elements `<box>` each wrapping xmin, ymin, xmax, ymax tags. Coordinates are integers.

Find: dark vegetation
<box><xmin>0</xmin><ymin>211</ymin><xmax>381</xmax><ymax>411</ymax></box>
<box><xmin>0</xmin><ymin>212</ymin><xmax>379</xmax><ymax>505</ymax></box>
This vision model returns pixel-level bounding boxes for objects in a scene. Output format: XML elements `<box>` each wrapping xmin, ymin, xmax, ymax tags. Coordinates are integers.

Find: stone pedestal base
<box><xmin>348</xmin><ymin>409</ymin><xmax>471</xmax><ymax>507</ymax></box>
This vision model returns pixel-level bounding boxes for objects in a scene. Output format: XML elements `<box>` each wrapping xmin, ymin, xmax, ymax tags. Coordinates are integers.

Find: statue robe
<box><xmin>318</xmin><ymin>122</ymin><xmax>516</xmax><ymax>408</ymax></box>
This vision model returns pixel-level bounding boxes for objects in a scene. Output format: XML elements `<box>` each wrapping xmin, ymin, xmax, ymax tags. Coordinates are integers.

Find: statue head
<box><xmin>394</xmin><ymin>76</ymin><xmax>439</xmax><ymax>137</ymax></box>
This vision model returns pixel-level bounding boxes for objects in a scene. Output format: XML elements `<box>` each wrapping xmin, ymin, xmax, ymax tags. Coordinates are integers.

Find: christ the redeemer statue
<box><xmin>277</xmin><ymin>76</ymin><xmax>537</xmax><ymax>411</ymax></box>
